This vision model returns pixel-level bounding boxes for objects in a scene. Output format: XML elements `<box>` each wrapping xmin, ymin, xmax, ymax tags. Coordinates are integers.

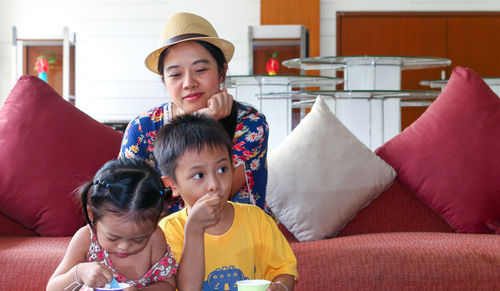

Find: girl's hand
<box><xmin>188</xmin><ymin>193</ymin><xmax>224</xmax><ymax>230</ymax></box>
<box><xmin>124</xmin><ymin>286</ymin><xmax>138</xmax><ymax>291</ymax></box>
<box><xmin>77</xmin><ymin>262</ymin><xmax>114</xmax><ymax>288</ymax></box>
<box><xmin>197</xmin><ymin>88</ymin><xmax>233</xmax><ymax>120</ymax></box>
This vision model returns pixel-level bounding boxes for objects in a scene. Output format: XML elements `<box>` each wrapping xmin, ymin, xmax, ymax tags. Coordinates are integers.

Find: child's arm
<box><xmin>177</xmin><ymin>193</ymin><xmax>224</xmax><ymax>290</ymax></box>
<box><xmin>128</xmin><ymin>280</ymin><xmax>175</xmax><ymax>291</ymax></box>
<box><xmin>135</xmin><ymin>228</ymin><xmax>176</xmax><ymax>291</ymax></box>
<box><xmin>46</xmin><ymin>226</ymin><xmax>114</xmax><ymax>290</ymax></box>
<box><xmin>267</xmin><ymin>274</ymin><xmax>295</xmax><ymax>291</ymax></box>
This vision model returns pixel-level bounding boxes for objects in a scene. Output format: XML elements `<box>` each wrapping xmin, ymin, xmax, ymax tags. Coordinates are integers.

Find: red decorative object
<box><xmin>35</xmin><ymin>57</ymin><xmax>49</xmax><ymax>74</ymax></box>
<box><xmin>265</xmin><ymin>51</ymin><xmax>279</xmax><ymax>75</ymax></box>
<box><xmin>34</xmin><ymin>52</ymin><xmax>57</xmax><ymax>83</ymax></box>
<box><xmin>35</xmin><ymin>57</ymin><xmax>49</xmax><ymax>82</ymax></box>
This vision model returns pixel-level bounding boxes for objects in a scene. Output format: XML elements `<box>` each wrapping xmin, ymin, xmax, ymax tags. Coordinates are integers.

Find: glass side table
<box><xmin>282</xmin><ymin>56</ymin><xmax>451</xmax><ymax>90</ymax></box>
<box><xmin>260</xmin><ymin>90</ymin><xmax>440</xmax><ymax>150</ymax></box>
<box><xmin>282</xmin><ymin>56</ymin><xmax>451</xmax><ymax>149</ymax></box>
<box><xmin>420</xmin><ymin>78</ymin><xmax>500</xmax><ymax>96</ymax></box>
<box><xmin>225</xmin><ymin>75</ymin><xmax>343</xmax><ymax>151</ymax></box>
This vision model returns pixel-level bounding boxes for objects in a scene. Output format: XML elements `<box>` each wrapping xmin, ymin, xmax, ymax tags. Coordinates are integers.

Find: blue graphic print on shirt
<box><xmin>202</xmin><ymin>266</ymin><xmax>248</xmax><ymax>291</ymax></box>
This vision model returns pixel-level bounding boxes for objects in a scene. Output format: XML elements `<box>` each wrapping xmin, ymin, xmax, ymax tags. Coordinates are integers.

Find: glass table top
<box><xmin>420</xmin><ymin>77</ymin><xmax>500</xmax><ymax>88</ymax></box>
<box><xmin>259</xmin><ymin>90</ymin><xmax>441</xmax><ymax>100</ymax></box>
<box><xmin>225</xmin><ymin>74</ymin><xmax>342</xmax><ymax>87</ymax></box>
<box><xmin>282</xmin><ymin>56</ymin><xmax>452</xmax><ymax>71</ymax></box>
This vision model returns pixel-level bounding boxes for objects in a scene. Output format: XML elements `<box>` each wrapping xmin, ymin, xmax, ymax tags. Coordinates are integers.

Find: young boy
<box><xmin>154</xmin><ymin>114</ymin><xmax>297</xmax><ymax>291</ymax></box>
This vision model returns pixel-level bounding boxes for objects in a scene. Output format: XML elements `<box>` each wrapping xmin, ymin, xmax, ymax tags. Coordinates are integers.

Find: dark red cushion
<box><xmin>376</xmin><ymin>67</ymin><xmax>500</xmax><ymax>234</ymax></box>
<box><xmin>0</xmin><ymin>75</ymin><xmax>123</xmax><ymax>236</ymax></box>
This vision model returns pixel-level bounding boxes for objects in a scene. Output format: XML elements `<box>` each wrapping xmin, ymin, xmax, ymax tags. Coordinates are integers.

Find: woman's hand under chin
<box><xmin>196</xmin><ymin>88</ymin><xmax>233</xmax><ymax>120</ymax></box>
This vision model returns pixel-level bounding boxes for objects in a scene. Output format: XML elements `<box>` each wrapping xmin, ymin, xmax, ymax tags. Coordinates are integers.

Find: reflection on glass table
<box><xmin>282</xmin><ymin>55</ymin><xmax>451</xmax><ymax>90</ymax></box>
<box><xmin>225</xmin><ymin>75</ymin><xmax>343</xmax><ymax>151</ymax></box>
<box><xmin>280</xmin><ymin>56</ymin><xmax>450</xmax><ymax>151</ymax></box>
<box><xmin>282</xmin><ymin>55</ymin><xmax>452</xmax><ymax>71</ymax></box>
<box><xmin>260</xmin><ymin>90</ymin><xmax>440</xmax><ymax>151</ymax></box>
<box><xmin>420</xmin><ymin>78</ymin><xmax>500</xmax><ymax>96</ymax></box>
<box><xmin>225</xmin><ymin>74</ymin><xmax>342</xmax><ymax>108</ymax></box>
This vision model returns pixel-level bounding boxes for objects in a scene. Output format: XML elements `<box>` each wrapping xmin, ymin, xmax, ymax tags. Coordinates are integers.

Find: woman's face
<box><xmin>161</xmin><ymin>41</ymin><xmax>222</xmax><ymax>114</ymax></box>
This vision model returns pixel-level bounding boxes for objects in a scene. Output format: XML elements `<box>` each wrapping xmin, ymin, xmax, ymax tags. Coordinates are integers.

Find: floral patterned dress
<box><xmin>119</xmin><ymin>101</ymin><xmax>271</xmax><ymax>215</ymax></box>
<box><xmin>86</xmin><ymin>229</ymin><xmax>177</xmax><ymax>288</ymax></box>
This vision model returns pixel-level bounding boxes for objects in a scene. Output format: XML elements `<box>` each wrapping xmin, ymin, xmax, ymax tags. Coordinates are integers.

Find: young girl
<box><xmin>46</xmin><ymin>158</ymin><xmax>177</xmax><ymax>291</ymax></box>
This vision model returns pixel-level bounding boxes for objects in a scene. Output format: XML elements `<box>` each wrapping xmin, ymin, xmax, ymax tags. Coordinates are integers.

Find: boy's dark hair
<box><xmin>154</xmin><ymin>113</ymin><xmax>233</xmax><ymax>181</ymax></box>
<box><xmin>78</xmin><ymin>158</ymin><xmax>171</xmax><ymax>229</ymax></box>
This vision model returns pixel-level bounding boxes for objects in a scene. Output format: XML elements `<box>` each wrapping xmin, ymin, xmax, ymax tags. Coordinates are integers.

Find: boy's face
<box><xmin>164</xmin><ymin>145</ymin><xmax>233</xmax><ymax>209</ymax></box>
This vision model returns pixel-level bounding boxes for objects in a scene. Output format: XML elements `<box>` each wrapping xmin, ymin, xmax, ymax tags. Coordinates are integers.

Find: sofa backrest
<box><xmin>0</xmin><ymin>213</ymin><xmax>38</xmax><ymax>236</ymax></box>
<box><xmin>338</xmin><ymin>178</ymin><xmax>454</xmax><ymax>236</ymax></box>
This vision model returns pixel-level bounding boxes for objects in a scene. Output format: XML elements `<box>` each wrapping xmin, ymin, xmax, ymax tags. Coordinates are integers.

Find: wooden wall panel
<box><xmin>447</xmin><ymin>15</ymin><xmax>500</xmax><ymax>77</ymax></box>
<box><xmin>337</xmin><ymin>13</ymin><xmax>448</xmax><ymax>90</ymax></box>
<box><xmin>261</xmin><ymin>0</ymin><xmax>320</xmax><ymax>58</ymax></box>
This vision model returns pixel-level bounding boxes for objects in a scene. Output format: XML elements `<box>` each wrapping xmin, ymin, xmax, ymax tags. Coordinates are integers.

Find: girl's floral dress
<box><xmin>85</xmin><ymin>229</ymin><xmax>177</xmax><ymax>288</ymax></box>
<box><xmin>119</xmin><ymin>101</ymin><xmax>272</xmax><ymax>215</ymax></box>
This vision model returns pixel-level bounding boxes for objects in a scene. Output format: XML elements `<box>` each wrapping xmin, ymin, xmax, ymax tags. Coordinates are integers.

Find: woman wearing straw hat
<box><xmin>119</xmin><ymin>12</ymin><xmax>271</xmax><ymax>216</ymax></box>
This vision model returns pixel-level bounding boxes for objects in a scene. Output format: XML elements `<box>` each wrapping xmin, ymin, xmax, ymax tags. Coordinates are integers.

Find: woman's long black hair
<box><xmin>158</xmin><ymin>40</ymin><xmax>238</xmax><ymax>140</ymax></box>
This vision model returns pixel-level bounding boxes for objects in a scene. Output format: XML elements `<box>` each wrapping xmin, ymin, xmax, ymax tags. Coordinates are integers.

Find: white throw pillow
<box><xmin>266</xmin><ymin>96</ymin><xmax>396</xmax><ymax>241</ymax></box>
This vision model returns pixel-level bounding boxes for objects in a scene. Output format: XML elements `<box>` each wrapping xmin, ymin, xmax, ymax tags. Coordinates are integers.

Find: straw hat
<box><xmin>145</xmin><ymin>12</ymin><xmax>235</xmax><ymax>75</ymax></box>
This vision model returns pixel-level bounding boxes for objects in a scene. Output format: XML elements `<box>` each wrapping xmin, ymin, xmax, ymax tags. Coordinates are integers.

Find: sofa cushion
<box><xmin>0</xmin><ymin>75</ymin><xmax>123</xmax><ymax>236</ymax></box>
<box><xmin>376</xmin><ymin>67</ymin><xmax>500</xmax><ymax>234</ymax></box>
<box><xmin>289</xmin><ymin>232</ymin><xmax>500</xmax><ymax>290</ymax></box>
<box><xmin>266</xmin><ymin>96</ymin><xmax>396</xmax><ymax>242</ymax></box>
<box><xmin>0</xmin><ymin>237</ymin><xmax>71</xmax><ymax>289</ymax></box>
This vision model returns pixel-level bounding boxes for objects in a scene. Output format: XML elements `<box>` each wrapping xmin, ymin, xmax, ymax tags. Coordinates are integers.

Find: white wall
<box><xmin>74</xmin><ymin>0</ymin><xmax>260</xmax><ymax>121</ymax></box>
<box><xmin>0</xmin><ymin>0</ymin><xmax>18</xmax><ymax>108</ymax></box>
<box><xmin>0</xmin><ymin>0</ymin><xmax>260</xmax><ymax>119</ymax></box>
<box><xmin>2</xmin><ymin>0</ymin><xmax>500</xmax><ymax>116</ymax></box>
<box><xmin>0</xmin><ymin>0</ymin><xmax>78</xmax><ymax>106</ymax></box>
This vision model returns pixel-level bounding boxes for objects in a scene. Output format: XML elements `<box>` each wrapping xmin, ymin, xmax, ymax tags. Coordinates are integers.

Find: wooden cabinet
<box><xmin>14</xmin><ymin>27</ymin><xmax>76</xmax><ymax>103</ymax></box>
<box><xmin>23</xmin><ymin>45</ymin><xmax>75</xmax><ymax>101</ymax></box>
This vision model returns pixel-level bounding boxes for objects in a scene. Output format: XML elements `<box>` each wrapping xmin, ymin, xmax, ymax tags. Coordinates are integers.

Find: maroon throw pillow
<box><xmin>376</xmin><ymin>67</ymin><xmax>500</xmax><ymax>234</ymax></box>
<box><xmin>0</xmin><ymin>75</ymin><xmax>123</xmax><ymax>236</ymax></box>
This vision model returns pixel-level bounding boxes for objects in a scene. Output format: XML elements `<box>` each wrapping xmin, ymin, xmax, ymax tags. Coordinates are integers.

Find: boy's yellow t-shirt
<box><xmin>159</xmin><ymin>202</ymin><xmax>297</xmax><ymax>290</ymax></box>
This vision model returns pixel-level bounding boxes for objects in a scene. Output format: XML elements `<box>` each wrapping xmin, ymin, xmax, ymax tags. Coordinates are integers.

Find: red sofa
<box><xmin>284</xmin><ymin>179</ymin><xmax>500</xmax><ymax>290</ymax></box>
<box><xmin>1</xmin><ymin>74</ymin><xmax>499</xmax><ymax>290</ymax></box>
<box><xmin>1</xmin><ymin>178</ymin><xmax>499</xmax><ymax>290</ymax></box>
